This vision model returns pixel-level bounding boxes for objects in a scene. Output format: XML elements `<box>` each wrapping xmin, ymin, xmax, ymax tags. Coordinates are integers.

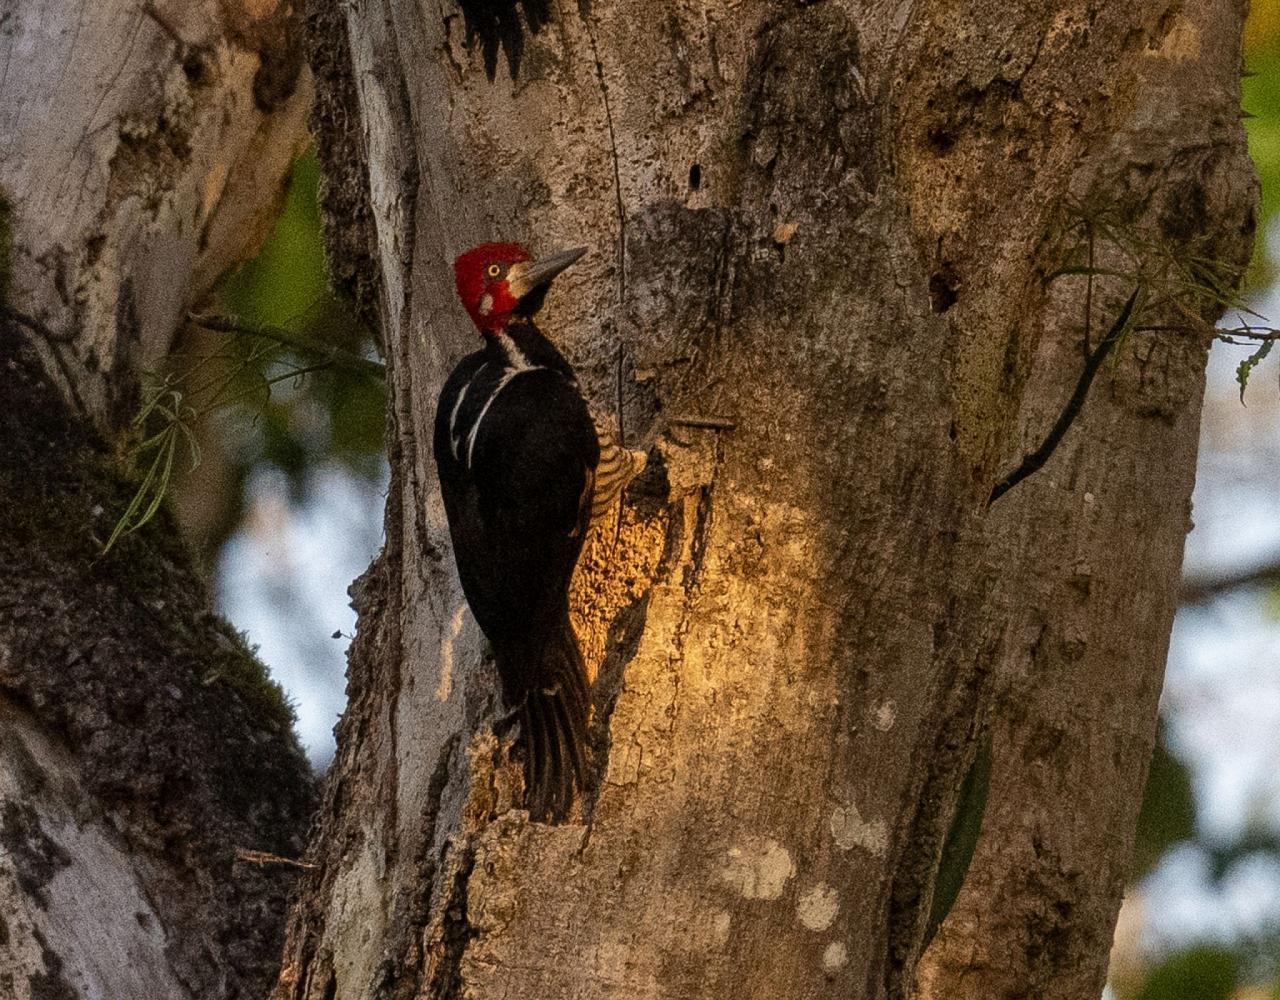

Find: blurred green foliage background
<box><xmin>173</xmin><ymin>150</ymin><xmax>385</xmax><ymax>566</ymax></box>
<box><xmin>217</xmin><ymin>149</ymin><xmax>384</xmax><ymax>495</ymax></box>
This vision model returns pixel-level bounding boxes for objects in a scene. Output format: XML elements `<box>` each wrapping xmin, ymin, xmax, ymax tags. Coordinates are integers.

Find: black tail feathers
<box><xmin>498</xmin><ymin>625</ymin><xmax>589</xmax><ymax>822</ymax></box>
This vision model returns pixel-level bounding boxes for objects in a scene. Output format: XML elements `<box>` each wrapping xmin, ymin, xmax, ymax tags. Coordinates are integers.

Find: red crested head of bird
<box><xmin>454</xmin><ymin>242</ymin><xmax>587</xmax><ymax>334</ymax></box>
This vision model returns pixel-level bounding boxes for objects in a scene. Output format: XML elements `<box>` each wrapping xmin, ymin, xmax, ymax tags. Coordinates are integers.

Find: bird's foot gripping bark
<box><xmin>590</xmin><ymin>421</ymin><xmax>648</xmax><ymax>522</ymax></box>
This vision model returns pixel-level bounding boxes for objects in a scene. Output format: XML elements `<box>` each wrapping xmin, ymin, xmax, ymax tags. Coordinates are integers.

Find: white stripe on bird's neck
<box><xmin>495</xmin><ymin>329</ymin><xmax>534</xmax><ymax>371</ymax></box>
<box><xmin>461</xmin><ymin>329</ymin><xmax>545</xmax><ymax>469</ymax></box>
<box><xmin>448</xmin><ymin>362</ymin><xmax>486</xmax><ymax>460</ymax></box>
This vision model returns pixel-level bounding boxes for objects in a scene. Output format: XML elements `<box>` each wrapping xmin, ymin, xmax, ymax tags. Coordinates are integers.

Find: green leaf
<box><xmin>924</xmin><ymin>733</ymin><xmax>992</xmax><ymax>947</ymax></box>
<box><xmin>1236</xmin><ymin>339</ymin><xmax>1274</xmax><ymax>403</ymax></box>
<box><xmin>220</xmin><ymin>149</ymin><xmax>329</xmax><ymax>328</ymax></box>
<box><xmin>1135</xmin><ymin>946</ymin><xmax>1237</xmax><ymax>1000</ymax></box>
<box><xmin>1130</xmin><ymin>726</ymin><xmax>1196</xmax><ymax>880</ymax></box>
<box><xmin>101</xmin><ymin>423</ymin><xmax>182</xmax><ymax>555</ymax></box>
<box><xmin>1242</xmin><ymin>53</ymin><xmax>1280</xmax><ymax>288</ymax></box>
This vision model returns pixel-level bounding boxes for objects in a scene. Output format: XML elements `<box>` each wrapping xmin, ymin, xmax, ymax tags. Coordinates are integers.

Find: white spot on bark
<box><xmin>872</xmin><ymin>700</ymin><xmax>896</xmax><ymax>731</ymax></box>
<box><xmin>721</xmin><ymin>838</ymin><xmax>795</xmax><ymax>900</ymax></box>
<box><xmin>823</xmin><ymin>941</ymin><xmax>849</xmax><ymax>972</ymax></box>
<box><xmin>712</xmin><ymin>911</ymin><xmax>732</xmax><ymax>945</ymax></box>
<box><xmin>830</xmin><ymin>802</ymin><xmax>888</xmax><ymax>856</ymax></box>
<box><xmin>436</xmin><ymin>603</ymin><xmax>468</xmax><ymax>701</ymax></box>
<box><xmin>796</xmin><ymin>884</ymin><xmax>839</xmax><ymax>931</ymax></box>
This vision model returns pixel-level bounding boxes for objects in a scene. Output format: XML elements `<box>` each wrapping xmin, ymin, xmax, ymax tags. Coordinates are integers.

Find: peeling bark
<box><xmin>277</xmin><ymin>2</ymin><xmax>1252</xmax><ymax>1000</ymax></box>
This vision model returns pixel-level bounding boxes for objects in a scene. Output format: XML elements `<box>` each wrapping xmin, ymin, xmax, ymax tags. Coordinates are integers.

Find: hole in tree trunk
<box><xmin>930</xmin><ymin>267</ymin><xmax>960</xmax><ymax>313</ymax></box>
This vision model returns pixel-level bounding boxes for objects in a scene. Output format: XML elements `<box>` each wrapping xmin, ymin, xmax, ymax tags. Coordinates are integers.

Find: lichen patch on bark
<box><xmin>721</xmin><ymin>838</ymin><xmax>796</xmax><ymax>901</ymax></box>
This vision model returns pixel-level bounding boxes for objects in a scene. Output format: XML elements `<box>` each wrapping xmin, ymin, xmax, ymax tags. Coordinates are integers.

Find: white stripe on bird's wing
<box><xmin>465</xmin><ymin>366</ymin><xmax>546</xmax><ymax>470</ymax></box>
<box><xmin>448</xmin><ymin>363</ymin><xmax>487</xmax><ymax>460</ymax></box>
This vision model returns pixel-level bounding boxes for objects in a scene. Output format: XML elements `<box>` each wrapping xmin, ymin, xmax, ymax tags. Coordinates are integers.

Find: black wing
<box><xmin>469</xmin><ymin>371</ymin><xmax>597</xmax><ymax>637</ymax></box>
<box><xmin>434</xmin><ymin>366</ymin><xmax>597</xmax><ymax>647</ymax></box>
<box><xmin>434</xmin><ymin>365</ymin><xmax>597</xmax><ymax>819</ymax></box>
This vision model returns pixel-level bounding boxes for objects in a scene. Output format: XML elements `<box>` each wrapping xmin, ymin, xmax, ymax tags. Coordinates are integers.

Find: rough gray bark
<box><xmin>917</xmin><ymin>3</ymin><xmax>1257</xmax><ymax>996</ymax></box>
<box><xmin>275</xmin><ymin>3</ymin><xmax>1254</xmax><ymax>1000</ymax></box>
<box><xmin>0</xmin><ymin>1</ymin><xmax>319</xmax><ymax>997</ymax></box>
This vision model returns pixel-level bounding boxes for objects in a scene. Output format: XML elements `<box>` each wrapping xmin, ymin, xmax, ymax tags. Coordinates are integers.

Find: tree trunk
<box><xmin>276</xmin><ymin>2</ymin><xmax>1256</xmax><ymax>1000</ymax></box>
<box><xmin>917</xmin><ymin>4</ymin><xmax>1257</xmax><ymax>997</ymax></box>
<box><xmin>0</xmin><ymin>1</ymin><xmax>317</xmax><ymax>997</ymax></box>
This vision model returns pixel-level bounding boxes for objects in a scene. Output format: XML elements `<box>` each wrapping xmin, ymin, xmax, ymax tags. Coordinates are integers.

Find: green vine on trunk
<box><xmin>990</xmin><ymin>195</ymin><xmax>1262</xmax><ymax>505</ymax></box>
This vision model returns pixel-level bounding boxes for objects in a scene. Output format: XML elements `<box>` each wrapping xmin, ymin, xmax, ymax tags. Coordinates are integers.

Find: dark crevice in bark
<box><xmin>426</xmin><ymin>847</ymin><xmax>479</xmax><ymax>1000</ymax></box>
<box><xmin>681</xmin><ymin>479</ymin><xmax>716</xmax><ymax>593</ymax></box>
<box><xmin>305</xmin><ymin>0</ymin><xmax>381</xmax><ymax>331</ymax></box>
<box><xmin>420</xmin><ymin>737</ymin><xmax>460</xmax><ymax>870</ymax></box>
<box><xmin>579</xmin><ymin>5</ymin><xmax>628</xmax><ymax>306</ymax></box>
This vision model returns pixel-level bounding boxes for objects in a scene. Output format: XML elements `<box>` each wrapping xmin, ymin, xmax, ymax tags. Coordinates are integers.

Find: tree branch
<box><xmin>1181</xmin><ymin>559</ymin><xmax>1280</xmax><ymax>604</ymax></box>
<box><xmin>188</xmin><ymin>312</ymin><xmax>386</xmax><ymax>381</ymax></box>
<box><xmin>668</xmin><ymin>415</ymin><xmax>738</xmax><ymax>430</ymax></box>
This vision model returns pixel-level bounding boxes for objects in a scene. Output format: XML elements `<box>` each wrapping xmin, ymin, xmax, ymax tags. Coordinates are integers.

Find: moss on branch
<box><xmin>0</xmin><ymin>318</ymin><xmax>313</xmax><ymax>999</ymax></box>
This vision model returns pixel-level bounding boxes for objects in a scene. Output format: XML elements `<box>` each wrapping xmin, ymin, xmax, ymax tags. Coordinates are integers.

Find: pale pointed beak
<box><xmin>506</xmin><ymin>247</ymin><xmax>587</xmax><ymax>301</ymax></box>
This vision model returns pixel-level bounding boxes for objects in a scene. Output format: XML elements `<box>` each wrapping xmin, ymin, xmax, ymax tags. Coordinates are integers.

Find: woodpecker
<box><xmin>435</xmin><ymin>242</ymin><xmax>641</xmax><ymax>821</ymax></box>
<box><xmin>455</xmin><ymin>0</ymin><xmax>550</xmax><ymax>81</ymax></box>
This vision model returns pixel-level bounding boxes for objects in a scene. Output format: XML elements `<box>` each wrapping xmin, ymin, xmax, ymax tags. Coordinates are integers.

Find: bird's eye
<box><xmin>487</xmin><ymin>264</ymin><xmax>502</xmax><ymax>278</ymax></box>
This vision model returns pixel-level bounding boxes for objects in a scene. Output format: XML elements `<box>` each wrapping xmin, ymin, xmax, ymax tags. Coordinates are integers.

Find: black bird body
<box><xmin>434</xmin><ymin>320</ymin><xmax>598</xmax><ymax>819</ymax></box>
